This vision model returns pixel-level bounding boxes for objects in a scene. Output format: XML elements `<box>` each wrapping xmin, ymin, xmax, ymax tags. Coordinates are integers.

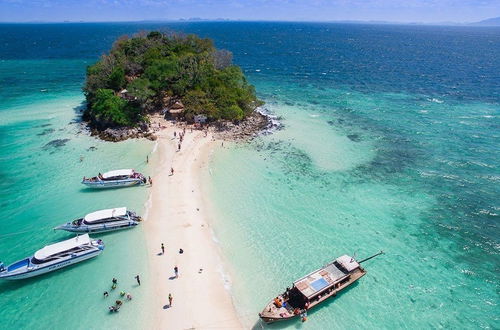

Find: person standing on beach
<box><xmin>148</xmin><ymin>176</ymin><xmax>153</xmax><ymax>185</ymax></box>
<box><xmin>161</xmin><ymin>243</ymin><xmax>165</xmax><ymax>255</ymax></box>
<box><xmin>174</xmin><ymin>266</ymin><xmax>179</xmax><ymax>278</ymax></box>
<box><xmin>170</xmin><ymin>167</ymin><xmax>174</xmax><ymax>176</ymax></box>
<box><xmin>135</xmin><ymin>275</ymin><xmax>141</xmax><ymax>286</ymax></box>
<box><xmin>168</xmin><ymin>293</ymin><xmax>173</xmax><ymax>307</ymax></box>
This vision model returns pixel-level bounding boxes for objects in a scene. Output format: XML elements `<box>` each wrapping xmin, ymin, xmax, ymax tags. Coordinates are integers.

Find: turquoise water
<box><xmin>0</xmin><ymin>61</ymin><xmax>154</xmax><ymax>328</ymax></box>
<box><xmin>1</xmin><ymin>22</ymin><xmax>499</xmax><ymax>329</ymax></box>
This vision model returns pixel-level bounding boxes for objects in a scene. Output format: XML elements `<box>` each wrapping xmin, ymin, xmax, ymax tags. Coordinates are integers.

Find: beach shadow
<box><xmin>168</xmin><ymin>276</ymin><xmax>176</xmax><ymax>280</ymax></box>
<box><xmin>163</xmin><ymin>304</ymin><xmax>171</xmax><ymax>309</ymax></box>
<box><xmin>156</xmin><ymin>252</ymin><xmax>163</xmax><ymax>256</ymax></box>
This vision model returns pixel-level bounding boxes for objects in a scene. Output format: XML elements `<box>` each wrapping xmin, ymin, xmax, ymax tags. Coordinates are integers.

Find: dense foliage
<box><xmin>84</xmin><ymin>31</ymin><xmax>262</xmax><ymax>127</ymax></box>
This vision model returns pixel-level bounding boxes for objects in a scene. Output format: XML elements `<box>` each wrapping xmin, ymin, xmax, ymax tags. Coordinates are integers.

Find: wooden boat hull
<box><xmin>259</xmin><ymin>268</ymin><xmax>366</xmax><ymax>324</ymax></box>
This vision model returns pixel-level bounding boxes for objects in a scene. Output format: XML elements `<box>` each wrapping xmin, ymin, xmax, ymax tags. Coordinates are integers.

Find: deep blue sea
<box><xmin>0</xmin><ymin>22</ymin><xmax>499</xmax><ymax>329</ymax></box>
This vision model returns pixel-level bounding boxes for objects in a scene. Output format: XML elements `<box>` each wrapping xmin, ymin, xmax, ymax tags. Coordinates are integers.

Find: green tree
<box><xmin>108</xmin><ymin>66</ymin><xmax>126</xmax><ymax>91</ymax></box>
<box><xmin>91</xmin><ymin>89</ymin><xmax>130</xmax><ymax>126</ymax></box>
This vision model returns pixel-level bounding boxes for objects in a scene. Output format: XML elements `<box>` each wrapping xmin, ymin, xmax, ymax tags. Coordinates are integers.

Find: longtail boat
<box><xmin>259</xmin><ymin>251</ymin><xmax>383</xmax><ymax>323</ymax></box>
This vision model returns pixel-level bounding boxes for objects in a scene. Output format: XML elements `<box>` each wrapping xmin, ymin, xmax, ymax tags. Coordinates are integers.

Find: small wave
<box><xmin>428</xmin><ymin>98</ymin><xmax>444</xmax><ymax>104</ymax></box>
<box><xmin>151</xmin><ymin>140</ymin><xmax>159</xmax><ymax>154</ymax></box>
<box><xmin>255</xmin><ymin>69</ymin><xmax>261</xmax><ymax>72</ymax></box>
<box><xmin>461</xmin><ymin>269</ymin><xmax>476</xmax><ymax>276</ymax></box>
<box><xmin>142</xmin><ymin>194</ymin><xmax>153</xmax><ymax>220</ymax></box>
<box><xmin>256</xmin><ymin>106</ymin><xmax>283</xmax><ymax>134</ymax></box>
<box><xmin>309</xmin><ymin>114</ymin><xmax>320</xmax><ymax>118</ymax></box>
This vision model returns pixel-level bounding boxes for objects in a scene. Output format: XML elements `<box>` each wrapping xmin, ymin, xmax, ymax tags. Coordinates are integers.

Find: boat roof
<box><xmin>102</xmin><ymin>169</ymin><xmax>134</xmax><ymax>179</ymax></box>
<box><xmin>336</xmin><ymin>255</ymin><xmax>360</xmax><ymax>272</ymax></box>
<box><xmin>293</xmin><ymin>255</ymin><xmax>359</xmax><ymax>299</ymax></box>
<box><xmin>84</xmin><ymin>207</ymin><xmax>127</xmax><ymax>223</ymax></box>
<box><xmin>34</xmin><ymin>234</ymin><xmax>91</xmax><ymax>260</ymax></box>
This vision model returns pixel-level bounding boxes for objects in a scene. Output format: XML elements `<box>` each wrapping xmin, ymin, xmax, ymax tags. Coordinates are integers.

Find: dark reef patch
<box><xmin>43</xmin><ymin>138</ymin><xmax>70</xmax><ymax>149</ymax></box>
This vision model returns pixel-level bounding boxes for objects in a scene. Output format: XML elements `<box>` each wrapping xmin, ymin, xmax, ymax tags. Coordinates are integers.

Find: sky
<box><xmin>0</xmin><ymin>0</ymin><xmax>498</xmax><ymax>23</ymax></box>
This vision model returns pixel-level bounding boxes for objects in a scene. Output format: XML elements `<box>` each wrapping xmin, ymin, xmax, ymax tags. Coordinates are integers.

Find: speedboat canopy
<box><xmin>102</xmin><ymin>169</ymin><xmax>134</xmax><ymax>179</ymax></box>
<box><xmin>34</xmin><ymin>234</ymin><xmax>91</xmax><ymax>260</ymax></box>
<box><xmin>84</xmin><ymin>207</ymin><xmax>127</xmax><ymax>223</ymax></box>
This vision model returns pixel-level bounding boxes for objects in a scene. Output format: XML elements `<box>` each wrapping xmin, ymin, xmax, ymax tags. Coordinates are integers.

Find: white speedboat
<box><xmin>55</xmin><ymin>207</ymin><xmax>141</xmax><ymax>233</ymax></box>
<box><xmin>0</xmin><ymin>234</ymin><xmax>104</xmax><ymax>280</ymax></box>
<box><xmin>82</xmin><ymin>169</ymin><xmax>146</xmax><ymax>189</ymax></box>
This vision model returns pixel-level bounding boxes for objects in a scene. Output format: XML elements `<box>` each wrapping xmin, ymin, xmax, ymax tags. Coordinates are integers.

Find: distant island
<box><xmin>83</xmin><ymin>31</ymin><xmax>265</xmax><ymax>141</ymax></box>
<box><xmin>470</xmin><ymin>17</ymin><xmax>500</xmax><ymax>26</ymax></box>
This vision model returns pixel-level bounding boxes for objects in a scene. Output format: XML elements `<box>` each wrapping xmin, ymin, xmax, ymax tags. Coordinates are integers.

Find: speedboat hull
<box><xmin>56</xmin><ymin>221</ymin><xmax>139</xmax><ymax>233</ymax></box>
<box><xmin>82</xmin><ymin>179</ymin><xmax>143</xmax><ymax>189</ymax></box>
<box><xmin>0</xmin><ymin>250</ymin><xmax>102</xmax><ymax>280</ymax></box>
<box><xmin>0</xmin><ymin>238</ymin><xmax>104</xmax><ymax>280</ymax></box>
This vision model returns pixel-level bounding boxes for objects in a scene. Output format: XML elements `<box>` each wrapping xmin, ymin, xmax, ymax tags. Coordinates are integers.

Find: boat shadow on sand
<box><xmin>251</xmin><ymin>281</ymin><xmax>361</xmax><ymax>330</ymax></box>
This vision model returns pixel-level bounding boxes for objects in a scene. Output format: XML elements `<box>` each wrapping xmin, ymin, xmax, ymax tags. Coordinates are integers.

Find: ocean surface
<box><xmin>0</xmin><ymin>22</ymin><xmax>499</xmax><ymax>329</ymax></box>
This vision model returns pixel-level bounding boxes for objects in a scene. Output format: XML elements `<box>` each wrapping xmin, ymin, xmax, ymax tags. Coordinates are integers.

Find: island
<box><xmin>83</xmin><ymin>31</ymin><xmax>266</xmax><ymax>141</ymax></box>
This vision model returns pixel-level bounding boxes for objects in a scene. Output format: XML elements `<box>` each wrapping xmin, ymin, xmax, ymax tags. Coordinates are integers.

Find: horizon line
<box><xmin>0</xmin><ymin>18</ymin><xmax>497</xmax><ymax>27</ymax></box>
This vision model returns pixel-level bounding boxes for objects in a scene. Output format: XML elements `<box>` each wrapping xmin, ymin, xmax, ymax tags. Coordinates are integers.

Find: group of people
<box><xmin>175</xmin><ymin>128</ymin><xmax>187</xmax><ymax>152</ymax></box>
<box><xmin>159</xmin><ymin>243</ymin><xmax>185</xmax><ymax>308</ymax></box>
<box><xmin>104</xmin><ymin>275</ymin><xmax>141</xmax><ymax>313</ymax></box>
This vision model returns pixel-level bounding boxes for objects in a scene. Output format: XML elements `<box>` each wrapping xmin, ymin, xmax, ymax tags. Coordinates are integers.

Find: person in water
<box><xmin>103</xmin><ymin>291</ymin><xmax>109</xmax><ymax>298</ymax></box>
<box><xmin>126</xmin><ymin>293</ymin><xmax>132</xmax><ymax>301</ymax></box>
<box><xmin>120</xmin><ymin>291</ymin><xmax>125</xmax><ymax>297</ymax></box>
<box><xmin>135</xmin><ymin>275</ymin><xmax>141</xmax><ymax>285</ymax></box>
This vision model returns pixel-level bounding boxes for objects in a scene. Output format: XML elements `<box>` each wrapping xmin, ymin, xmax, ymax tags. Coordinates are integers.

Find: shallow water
<box><xmin>1</xmin><ymin>22</ymin><xmax>499</xmax><ymax>329</ymax></box>
<box><xmin>0</xmin><ymin>67</ymin><xmax>154</xmax><ymax>328</ymax></box>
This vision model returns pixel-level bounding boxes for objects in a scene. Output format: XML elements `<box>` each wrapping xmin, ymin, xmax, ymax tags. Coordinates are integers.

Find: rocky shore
<box><xmin>89</xmin><ymin>109</ymin><xmax>276</xmax><ymax>142</ymax></box>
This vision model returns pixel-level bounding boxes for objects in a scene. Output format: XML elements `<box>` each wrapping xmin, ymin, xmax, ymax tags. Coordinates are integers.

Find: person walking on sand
<box><xmin>178</xmin><ymin>143</ymin><xmax>181</xmax><ymax>151</ymax></box>
<box><xmin>135</xmin><ymin>275</ymin><xmax>141</xmax><ymax>286</ymax></box>
<box><xmin>174</xmin><ymin>131</ymin><xmax>176</xmax><ymax>138</ymax></box>
<box><xmin>161</xmin><ymin>243</ymin><xmax>165</xmax><ymax>255</ymax></box>
<box><xmin>170</xmin><ymin>167</ymin><xmax>174</xmax><ymax>176</ymax></box>
<box><xmin>148</xmin><ymin>176</ymin><xmax>153</xmax><ymax>185</ymax></box>
<box><xmin>168</xmin><ymin>293</ymin><xmax>173</xmax><ymax>307</ymax></box>
<box><xmin>174</xmin><ymin>266</ymin><xmax>179</xmax><ymax>278</ymax></box>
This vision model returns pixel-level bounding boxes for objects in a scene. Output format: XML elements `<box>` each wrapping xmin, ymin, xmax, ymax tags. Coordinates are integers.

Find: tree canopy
<box><xmin>83</xmin><ymin>31</ymin><xmax>262</xmax><ymax>127</ymax></box>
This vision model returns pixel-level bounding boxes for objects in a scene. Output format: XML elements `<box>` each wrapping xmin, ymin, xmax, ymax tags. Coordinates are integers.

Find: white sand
<box><xmin>144</xmin><ymin>116</ymin><xmax>244</xmax><ymax>329</ymax></box>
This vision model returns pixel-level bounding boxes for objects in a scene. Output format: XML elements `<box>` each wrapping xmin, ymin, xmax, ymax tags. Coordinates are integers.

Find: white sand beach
<box><xmin>144</xmin><ymin>116</ymin><xmax>243</xmax><ymax>329</ymax></box>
